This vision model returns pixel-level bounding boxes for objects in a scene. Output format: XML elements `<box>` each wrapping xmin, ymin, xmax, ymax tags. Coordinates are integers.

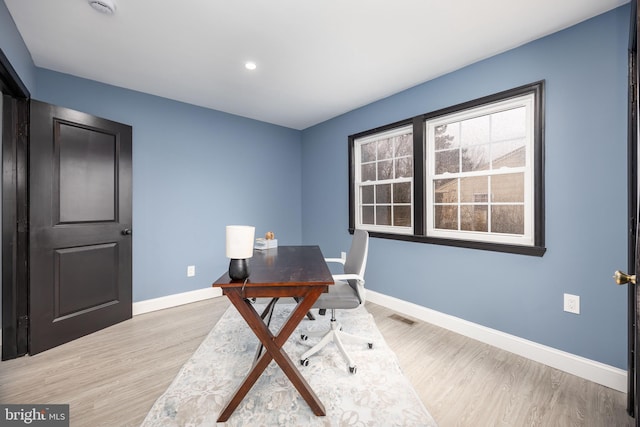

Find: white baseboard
<box><xmin>0</xmin><ymin>289</ymin><xmax>219</xmax><ymax>353</ymax></box>
<box><xmin>128</xmin><ymin>287</ymin><xmax>627</xmax><ymax>393</ymax></box>
<box><xmin>366</xmin><ymin>290</ymin><xmax>627</xmax><ymax>393</ymax></box>
<box><xmin>132</xmin><ymin>287</ymin><xmax>222</xmax><ymax>316</ymax></box>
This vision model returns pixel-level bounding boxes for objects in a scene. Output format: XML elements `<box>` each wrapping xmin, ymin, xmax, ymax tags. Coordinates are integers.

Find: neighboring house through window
<box><xmin>353</xmin><ymin>124</ymin><xmax>414</xmax><ymax>235</ymax></box>
<box><xmin>349</xmin><ymin>81</ymin><xmax>545</xmax><ymax>256</ymax></box>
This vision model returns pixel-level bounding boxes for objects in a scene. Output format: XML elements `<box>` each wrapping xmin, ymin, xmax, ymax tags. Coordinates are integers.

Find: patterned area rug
<box><xmin>141</xmin><ymin>302</ymin><xmax>437</xmax><ymax>426</ymax></box>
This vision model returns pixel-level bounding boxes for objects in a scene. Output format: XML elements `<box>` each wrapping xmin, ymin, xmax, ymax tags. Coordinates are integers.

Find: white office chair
<box><xmin>300</xmin><ymin>229</ymin><xmax>372</xmax><ymax>374</ymax></box>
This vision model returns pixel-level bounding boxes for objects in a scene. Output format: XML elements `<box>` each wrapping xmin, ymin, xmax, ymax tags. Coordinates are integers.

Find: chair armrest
<box><xmin>325</xmin><ymin>257</ymin><xmax>345</xmax><ymax>265</ymax></box>
<box><xmin>332</xmin><ymin>273</ymin><xmax>364</xmax><ymax>283</ymax></box>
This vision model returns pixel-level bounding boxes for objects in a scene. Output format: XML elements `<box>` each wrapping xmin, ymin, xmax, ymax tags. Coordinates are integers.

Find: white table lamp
<box><xmin>226</xmin><ymin>225</ymin><xmax>255</xmax><ymax>280</ymax></box>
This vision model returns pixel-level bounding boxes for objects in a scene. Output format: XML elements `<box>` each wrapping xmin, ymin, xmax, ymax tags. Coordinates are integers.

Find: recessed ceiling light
<box><xmin>88</xmin><ymin>0</ymin><xmax>117</xmax><ymax>15</ymax></box>
<box><xmin>245</xmin><ymin>62</ymin><xmax>257</xmax><ymax>71</ymax></box>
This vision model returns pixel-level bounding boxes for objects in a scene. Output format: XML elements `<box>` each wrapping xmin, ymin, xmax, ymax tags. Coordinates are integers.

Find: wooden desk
<box><xmin>212</xmin><ymin>245</ymin><xmax>333</xmax><ymax>422</ymax></box>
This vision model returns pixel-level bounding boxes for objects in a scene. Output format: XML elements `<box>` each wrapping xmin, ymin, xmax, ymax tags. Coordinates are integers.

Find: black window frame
<box><xmin>349</xmin><ymin>81</ymin><xmax>546</xmax><ymax>256</ymax></box>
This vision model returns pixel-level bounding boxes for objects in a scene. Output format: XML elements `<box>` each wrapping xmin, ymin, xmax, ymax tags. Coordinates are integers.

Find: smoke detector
<box><xmin>88</xmin><ymin>0</ymin><xmax>117</xmax><ymax>15</ymax></box>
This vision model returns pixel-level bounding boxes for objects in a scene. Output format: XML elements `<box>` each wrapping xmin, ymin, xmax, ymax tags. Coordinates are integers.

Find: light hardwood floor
<box><xmin>0</xmin><ymin>297</ymin><xmax>633</xmax><ymax>426</ymax></box>
<box><xmin>368</xmin><ymin>303</ymin><xmax>632</xmax><ymax>427</ymax></box>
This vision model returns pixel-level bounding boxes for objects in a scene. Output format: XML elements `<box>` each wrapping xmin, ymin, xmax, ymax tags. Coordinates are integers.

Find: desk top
<box><xmin>212</xmin><ymin>245</ymin><xmax>334</xmax><ymax>288</ymax></box>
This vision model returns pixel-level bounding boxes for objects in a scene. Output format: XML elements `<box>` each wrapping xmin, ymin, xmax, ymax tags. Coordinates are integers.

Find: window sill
<box><xmin>355</xmin><ymin>229</ymin><xmax>546</xmax><ymax>256</ymax></box>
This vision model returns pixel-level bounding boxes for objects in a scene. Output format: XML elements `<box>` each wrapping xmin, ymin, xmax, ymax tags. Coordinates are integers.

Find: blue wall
<box><xmin>0</xmin><ymin>0</ymin><xmax>632</xmax><ymax>369</ymax></box>
<box><xmin>301</xmin><ymin>6</ymin><xmax>630</xmax><ymax>369</ymax></box>
<box><xmin>2</xmin><ymin>0</ymin><xmax>304</xmax><ymax>303</ymax></box>
<box><xmin>0</xmin><ymin>0</ymin><xmax>35</xmax><ymax>93</ymax></box>
<box><xmin>34</xmin><ymin>70</ymin><xmax>303</xmax><ymax>302</ymax></box>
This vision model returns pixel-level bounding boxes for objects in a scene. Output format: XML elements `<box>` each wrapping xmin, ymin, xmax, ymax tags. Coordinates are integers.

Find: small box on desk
<box><xmin>255</xmin><ymin>238</ymin><xmax>278</xmax><ymax>250</ymax></box>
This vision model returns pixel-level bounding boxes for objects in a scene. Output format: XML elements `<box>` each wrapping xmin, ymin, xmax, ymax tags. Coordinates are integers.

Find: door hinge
<box><xmin>17</xmin><ymin>218</ymin><xmax>28</xmax><ymax>233</ymax></box>
<box><xmin>17</xmin><ymin>315</ymin><xmax>29</xmax><ymax>356</ymax></box>
<box><xmin>16</xmin><ymin>122</ymin><xmax>28</xmax><ymax>138</ymax></box>
<box><xmin>17</xmin><ymin>315</ymin><xmax>29</xmax><ymax>337</ymax></box>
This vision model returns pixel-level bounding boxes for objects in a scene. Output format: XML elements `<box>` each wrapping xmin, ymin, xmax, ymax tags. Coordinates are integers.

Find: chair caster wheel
<box><xmin>349</xmin><ymin>365</ymin><xmax>357</xmax><ymax>374</ymax></box>
<box><xmin>368</xmin><ymin>343</ymin><xmax>373</xmax><ymax>349</ymax></box>
<box><xmin>301</xmin><ymin>334</ymin><xmax>308</xmax><ymax>341</ymax></box>
<box><xmin>301</xmin><ymin>358</ymin><xmax>309</xmax><ymax>367</ymax></box>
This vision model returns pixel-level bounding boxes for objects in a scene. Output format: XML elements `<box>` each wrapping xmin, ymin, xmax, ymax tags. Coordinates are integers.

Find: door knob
<box><xmin>613</xmin><ymin>270</ymin><xmax>636</xmax><ymax>285</ymax></box>
<box><xmin>121</xmin><ymin>228</ymin><xmax>132</xmax><ymax>236</ymax></box>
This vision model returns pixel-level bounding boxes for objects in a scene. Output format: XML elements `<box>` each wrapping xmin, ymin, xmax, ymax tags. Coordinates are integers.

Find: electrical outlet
<box><xmin>187</xmin><ymin>265</ymin><xmax>196</xmax><ymax>277</ymax></box>
<box><xmin>341</xmin><ymin>251</ymin><xmax>347</xmax><ymax>261</ymax></box>
<box><xmin>564</xmin><ymin>293</ymin><xmax>580</xmax><ymax>314</ymax></box>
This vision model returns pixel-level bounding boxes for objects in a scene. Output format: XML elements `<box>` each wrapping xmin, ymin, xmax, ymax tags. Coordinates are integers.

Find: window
<box><xmin>353</xmin><ymin>124</ymin><xmax>414</xmax><ymax>234</ymax></box>
<box><xmin>425</xmin><ymin>93</ymin><xmax>534</xmax><ymax>246</ymax></box>
<box><xmin>349</xmin><ymin>82</ymin><xmax>545</xmax><ymax>256</ymax></box>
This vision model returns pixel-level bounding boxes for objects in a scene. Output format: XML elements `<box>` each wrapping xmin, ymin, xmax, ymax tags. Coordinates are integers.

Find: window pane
<box><xmin>393</xmin><ymin>182</ymin><xmax>411</xmax><ymax>203</ymax></box>
<box><xmin>361</xmin><ymin>163</ymin><xmax>375</xmax><ymax>181</ymax></box>
<box><xmin>378</xmin><ymin>139</ymin><xmax>393</xmax><ymax>160</ymax></box>
<box><xmin>376</xmin><ymin>184</ymin><xmax>391</xmax><ymax>203</ymax></box>
<box><xmin>361</xmin><ymin>185</ymin><xmax>374</xmax><ymax>204</ymax></box>
<box><xmin>393</xmin><ymin>206</ymin><xmax>411</xmax><ymax>227</ymax></box>
<box><xmin>395</xmin><ymin>134</ymin><xmax>412</xmax><ymax>156</ymax></box>
<box><xmin>461</xmin><ymin>144</ymin><xmax>490</xmax><ymax>172</ymax></box>
<box><xmin>378</xmin><ymin>159</ymin><xmax>393</xmax><ymax>180</ymax></box>
<box><xmin>435</xmin><ymin>205</ymin><xmax>458</xmax><ymax>230</ymax></box>
<box><xmin>435</xmin><ymin>149</ymin><xmax>459</xmax><ymax>174</ymax></box>
<box><xmin>461</xmin><ymin>115</ymin><xmax>490</xmax><ymax>145</ymax></box>
<box><xmin>435</xmin><ymin>123</ymin><xmax>459</xmax><ymax>150</ymax></box>
<box><xmin>395</xmin><ymin>157</ymin><xmax>412</xmax><ymax>178</ymax></box>
<box><xmin>492</xmin><ymin>173</ymin><xmax>524</xmax><ymax>202</ymax></box>
<box><xmin>491</xmin><ymin>205</ymin><xmax>524</xmax><ymax>234</ymax></box>
<box><xmin>352</xmin><ymin>86</ymin><xmax>541</xmax><ymax>250</ymax></box>
<box><xmin>434</xmin><ymin>179</ymin><xmax>457</xmax><ymax>203</ymax></box>
<box><xmin>492</xmin><ymin>107</ymin><xmax>526</xmax><ymax>141</ymax></box>
<box><xmin>362</xmin><ymin>206</ymin><xmax>374</xmax><ymax>224</ymax></box>
<box><xmin>354</xmin><ymin>124</ymin><xmax>414</xmax><ymax>233</ymax></box>
<box><xmin>461</xmin><ymin>205</ymin><xmax>488</xmax><ymax>232</ymax></box>
<box><xmin>460</xmin><ymin>176</ymin><xmax>488</xmax><ymax>203</ymax></box>
<box><xmin>492</xmin><ymin>141</ymin><xmax>526</xmax><ymax>168</ymax></box>
<box><xmin>376</xmin><ymin>206</ymin><xmax>391</xmax><ymax>225</ymax></box>
<box><xmin>361</xmin><ymin>142</ymin><xmax>376</xmax><ymax>162</ymax></box>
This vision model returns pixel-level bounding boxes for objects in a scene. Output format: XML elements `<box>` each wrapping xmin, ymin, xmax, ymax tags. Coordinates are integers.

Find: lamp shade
<box><xmin>225</xmin><ymin>225</ymin><xmax>255</xmax><ymax>259</ymax></box>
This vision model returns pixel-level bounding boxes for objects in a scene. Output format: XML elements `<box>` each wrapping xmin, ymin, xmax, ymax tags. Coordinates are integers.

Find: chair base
<box><xmin>299</xmin><ymin>309</ymin><xmax>373</xmax><ymax>374</ymax></box>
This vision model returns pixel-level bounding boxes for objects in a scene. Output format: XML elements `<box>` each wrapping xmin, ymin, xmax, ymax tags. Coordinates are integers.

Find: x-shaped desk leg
<box><xmin>217</xmin><ymin>287</ymin><xmax>326</xmax><ymax>422</ymax></box>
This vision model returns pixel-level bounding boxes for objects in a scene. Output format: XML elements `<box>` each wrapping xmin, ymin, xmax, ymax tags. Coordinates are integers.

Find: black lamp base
<box><xmin>229</xmin><ymin>258</ymin><xmax>250</xmax><ymax>281</ymax></box>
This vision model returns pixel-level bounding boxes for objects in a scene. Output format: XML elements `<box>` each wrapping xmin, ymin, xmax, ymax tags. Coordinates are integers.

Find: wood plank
<box><xmin>366</xmin><ymin>302</ymin><xmax>633</xmax><ymax>427</ymax></box>
<box><xmin>0</xmin><ymin>298</ymin><xmax>633</xmax><ymax>426</ymax></box>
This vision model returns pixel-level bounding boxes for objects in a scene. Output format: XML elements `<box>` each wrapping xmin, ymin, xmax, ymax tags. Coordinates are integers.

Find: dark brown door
<box><xmin>633</xmin><ymin>2</ymin><xmax>640</xmax><ymax>422</ymax></box>
<box><xmin>29</xmin><ymin>100</ymin><xmax>132</xmax><ymax>355</ymax></box>
<box><xmin>628</xmin><ymin>0</ymin><xmax>640</xmax><ymax>427</ymax></box>
<box><xmin>618</xmin><ymin>1</ymin><xmax>640</xmax><ymax>423</ymax></box>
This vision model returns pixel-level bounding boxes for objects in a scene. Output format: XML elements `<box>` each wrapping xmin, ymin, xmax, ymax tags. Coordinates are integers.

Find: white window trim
<box><xmin>425</xmin><ymin>94</ymin><xmax>535</xmax><ymax>246</ymax></box>
<box><xmin>354</xmin><ymin>125</ymin><xmax>414</xmax><ymax>235</ymax></box>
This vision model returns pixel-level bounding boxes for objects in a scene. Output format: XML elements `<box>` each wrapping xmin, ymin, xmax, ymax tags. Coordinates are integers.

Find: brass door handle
<box><xmin>614</xmin><ymin>270</ymin><xmax>636</xmax><ymax>285</ymax></box>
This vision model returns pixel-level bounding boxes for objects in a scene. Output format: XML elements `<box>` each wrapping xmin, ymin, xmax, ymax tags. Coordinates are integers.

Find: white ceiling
<box><xmin>4</xmin><ymin>0</ymin><xmax>629</xmax><ymax>130</ymax></box>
